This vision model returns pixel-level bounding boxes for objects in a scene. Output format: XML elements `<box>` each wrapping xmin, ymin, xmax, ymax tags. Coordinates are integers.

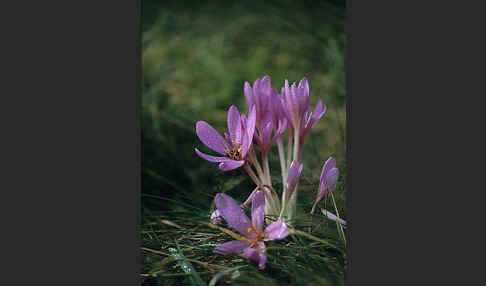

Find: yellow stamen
<box><xmin>247</xmin><ymin>227</ymin><xmax>252</xmax><ymax>233</ymax></box>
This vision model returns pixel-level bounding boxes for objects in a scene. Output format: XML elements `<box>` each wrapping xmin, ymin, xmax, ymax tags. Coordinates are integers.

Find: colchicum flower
<box><xmin>213</xmin><ymin>191</ymin><xmax>290</xmax><ymax>269</ymax></box>
<box><xmin>244</xmin><ymin>76</ymin><xmax>287</xmax><ymax>154</ymax></box>
<box><xmin>280</xmin><ymin>77</ymin><xmax>326</xmax><ymax>160</ymax></box>
<box><xmin>195</xmin><ymin>105</ymin><xmax>256</xmax><ymax>171</ymax></box>
<box><xmin>311</xmin><ymin>157</ymin><xmax>339</xmax><ymax>213</ymax></box>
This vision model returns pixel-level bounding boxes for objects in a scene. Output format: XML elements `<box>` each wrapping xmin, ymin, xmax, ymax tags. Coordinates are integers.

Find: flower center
<box><xmin>225</xmin><ymin>141</ymin><xmax>242</xmax><ymax>160</ymax></box>
<box><xmin>249</xmin><ymin>232</ymin><xmax>265</xmax><ymax>247</ymax></box>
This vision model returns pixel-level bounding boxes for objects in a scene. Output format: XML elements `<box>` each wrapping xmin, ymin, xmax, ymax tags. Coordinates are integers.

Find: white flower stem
<box><xmin>262</xmin><ymin>152</ymin><xmax>272</xmax><ymax>187</ymax></box>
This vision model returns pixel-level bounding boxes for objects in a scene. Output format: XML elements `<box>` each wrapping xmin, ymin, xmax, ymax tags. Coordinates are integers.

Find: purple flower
<box><xmin>244</xmin><ymin>76</ymin><xmax>273</xmax><ymax>127</ymax></box>
<box><xmin>213</xmin><ymin>191</ymin><xmax>290</xmax><ymax>269</ymax></box>
<box><xmin>195</xmin><ymin>105</ymin><xmax>256</xmax><ymax>171</ymax></box>
<box><xmin>244</xmin><ymin>76</ymin><xmax>287</xmax><ymax>154</ymax></box>
<box><xmin>286</xmin><ymin>160</ymin><xmax>303</xmax><ymax>198</ymax></box>
<box><xmin>312</xmin><ymin>157</ymin><xmax>339</xmax><ymax>213</ymax></box>
<box><xmin>280</xmin><ymin>77</ymin><xmax>326</xmax><ymax>140</ymax></box>
<box><xmin>318</xmin><ymin>157</ymin><xmax>339</xmax><ymax>198</ymax></box>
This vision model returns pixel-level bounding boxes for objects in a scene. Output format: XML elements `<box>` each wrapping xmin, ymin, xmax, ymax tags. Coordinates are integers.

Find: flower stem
<box><xmin>243</xmin><ymin>163</ymin><xmax>262</xmax><ymax>187</ymax></box>
<box><xmin>277</xmin><ymin>138</ymin><xmax>287</xmax><ymax>192</ymax></box>
<box><xmin>262</xmin><ymin>152</ymin><xmax>272</xmax><ymax>187</ymax></box>
<box><xmin>286</xmin><ymin>132</ymin><xmax>293</xmax><ymax>170</ymax></box>
<box><xmin>290</xmin><ymin>228</ymin><xmax>339</xmax><ymax>250</ymax></box>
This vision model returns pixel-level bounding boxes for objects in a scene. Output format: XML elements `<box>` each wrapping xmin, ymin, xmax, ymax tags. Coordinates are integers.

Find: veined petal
<box><xmin>196</xmin><ymin>121</ymin><xmax>227</xmax><ymax>155</ymax></box>
<box><xmin>243</xmin><ymin>243</ymin><xmax>267</xmax><ymax>269</ymax></box>
<box><xmin>213</xmin><ymin>240</ymin><xmax>249</xmax><ymax>255</ymax></box>
<box><xmin>264</xmin><ymin>220</ymin><xmax>290</xmax><ymax>241</ymax></box>
<box><xmin>227</xmin><ymin>105</ymin><xmax>242</xmax><ymax>143</ymax></box>
<box><xmin>244</xmin><ymin>81</ymin><xmax>254</xmax><ymax>110</ymax></box>
<box><xmin>245</xmin><ymin>106</ymin><xmax>256</xmax><ymax>152</ymax></box>
<box><xmin>195</xmin><ymin>148</ymin><xmax>229</xmax><ymax>163</ymax></box>
<box><xmin>251</xmin><ymin>190</ymin><xmax>265</xmax><ymax>233</ymax></box>
<box><xmin>214</xmin><ymin>193</ymin><xmax>252</xmax><ymax>237</ymax></box>
<box><xmin>219</xmin><ymin>160</ymin><xmax>245</xmax><ymax>171</ymax></box>
<box><xmin>320</xmin><ymin>157</ymin><xmax>337</xmax><ymax>184</ymax></box>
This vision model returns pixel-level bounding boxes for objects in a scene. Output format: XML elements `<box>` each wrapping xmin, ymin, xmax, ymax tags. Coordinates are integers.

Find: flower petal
<box><xmin>243</xmin><ymin>243</ymin><xmax>267</xmax><ymax>269</ymax></box>
<box><xmin>214</xmin><ymin>193</ymin><xmax>252</xmax><ymax>236</ymax></box>
<box><xmin>196</xmin><ymin>121</ymin><xmax>227</xmax><ymax>155</ymax></box>
<box><xmin>195</xmin><ymin>148</ymin><xmax>229</xmax><ymax>163</ymax></box>
<box><xmin>210</xmin><ymin>209</ymin><xmax>222</xmax><ymax>224</ymax></box>
<box><xmin>227</xmin><ymin>105</ymin><xmax>242</xmax><ymax>143</ymax></box>
<box><xmin>244</xmin><ymin>81</ymin><xmax>254</xmax><ymax>110</ymax></box>
<box><xmin>264</xmin><ymin>220</ymin><xmax>290</xmax><ymax>241</ymax></box>
<box><xmin>320</xmin><ymin>157</ymin><xmax>336</xmax><ymax>186</ymax></box>
<box><xmin>324</xmin><ymin>167</ymin><xmax>339</xmax><ymax>190</ymax></box>
<box><xmin>218</xmin><ymin>160</ymin><xmax>245</xmax><ymax>171</ymax></box>
<box><xmin>251</xmin><ymin>190</ymin><xmax>265</xmax><ymax>233</ymax></box>
<box><xmin>213</xmin><ymin>240</ymin><xmax>249</xmax><ymax>255</ymax></box>
<box><xmin>321</xmin><ymin>209</ymin><xmax>347</xmax><ymax>228</ymax></box>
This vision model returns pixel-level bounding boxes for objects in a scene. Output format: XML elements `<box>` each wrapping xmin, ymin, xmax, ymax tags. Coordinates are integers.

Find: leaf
<box><xmin>208</xmin><ymin>265</ymin><xmax>247</xmax><ymax>286</ymax></box>
<box><xmin>148</xmin><ymin>256</ymin><xmax>175</xmax><ymax>276</ymax></box>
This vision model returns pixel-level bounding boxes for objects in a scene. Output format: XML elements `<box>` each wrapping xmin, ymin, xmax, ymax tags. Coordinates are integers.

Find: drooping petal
<box><xmin>251</xmin><ymin>190</ymin><xmax>265</xmax><ymax>233</ymax></box>
<box><xmin>218</xmin><ymin>160</ymin><xmax>245</xmax><ymax>171</ymax></box>
<box><xmin>264</xmin><ymin>220</ymin><xmax>290</xmax><ymax>241</ymax></box>
<box><xmin>214</xmin><ymin>193</ymin><xmax>252</xmax><ymax>237</ymax></box>
<box><xmin>227</xmin><ymin>105</ymin><xmax>242</xmax><ymax>143</ymax></box>
<box><xmin>196</xmin><ymin>121</ymin><xmax>227</xmax><ymax>155</ymax></box>
<box><xmin>213</xmin><ymin>240</ymin><xmax>249</xmax><ymax>254</ymax></box>
<box><xmin>286</xmin><ymin>160</ymin><xmax>303</xmax><ymax>194</ymax></box>
<box><xmin>195</xmin><ymin>148</ymin><xmax>230</xmax><ymax>163</ymax></box>
<box><xmin>321</xmin><ymin>209</ymin><xmax>347</xmax><ymax>228</ymax></box>
<box><xmin>243</xmin><ymin>242</ymin><xmax>267</xmax><ymax>269</ymax></box>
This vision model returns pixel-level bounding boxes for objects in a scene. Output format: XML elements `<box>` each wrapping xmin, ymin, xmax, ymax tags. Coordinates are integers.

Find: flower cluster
<box><xmin>194</xmin><ymin>75</ymin><xmax>343</xmax><ymax>269</ymax></box>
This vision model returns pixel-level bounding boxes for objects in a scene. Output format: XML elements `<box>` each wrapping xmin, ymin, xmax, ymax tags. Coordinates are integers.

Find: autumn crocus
<box><xmin>280</xmin><ymin>77</ymin><xmax>326</xmax><ymax>162</ymax></box>
<box><xmin>213</xmin><ymin>191</ymin><xmax>290</xmax><ymax>269</ymax></box>
<box><xmin>311</xmin><ymin>157</ymin><xmax>339</xmax><ymax>214</ymax></box>
<box><xmin>195</xmin><ymin>105</ymin><xmax>256</xmax><ymax>171</ymax></box>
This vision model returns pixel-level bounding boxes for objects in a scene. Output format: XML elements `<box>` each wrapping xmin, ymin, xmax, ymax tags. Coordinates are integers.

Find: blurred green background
<box><xmin>141</xmin><ymin>0</ymin><xmax>346</xmax><ymax>284</ymax></box>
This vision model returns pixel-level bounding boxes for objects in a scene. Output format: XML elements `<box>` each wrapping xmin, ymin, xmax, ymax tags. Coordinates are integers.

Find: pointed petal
<box><xmin>243</xmin><ymin>243</ymin><xmax>267</xmax><ymax>269</ymax></box>
<box><xmin>320</xmin><ymin>157</ymin><xmax>336</xmax><ymax>184</ymax></box>
<box><xmin>213</xmin><ymin>240</ymin><xmax>249</xmax><ymax>254</ymax></box>
<box><xmin>286</xmin><ymin>160</ymin><xmax>303</xmax><ymax>194</ymax></box>
<box><xmin>218</xmin><ymin>160</ymin><xmax>245</xmax><ymax>171</ymax></box>
<box><xmin>195</xmin><ymin>148</ymin><xmax>229</xmax><ymax>163</ymax></box>
<box><xmin>244</xmin><ymin>81</ymin><xmax>254</xmax><ymax>110</ymax></box>
<box><xmin>227</xmin><ymin>105</ymin><xmax>242</xmax><ymax>143</ymax></box>
<box><xmin>251</xmin><ymin>190</ymin><xmax>265</xmax><ymax>233</ymax></box>
<box><xmin>245</xmin><ymin>106</ymin><xmax>256</xmax><ymax>153</ymax></box>
<box><xmin>196</xmin><ymin>121</ymin><xmax>227</xmax><ymax>155</ymax></box>
<box><xmin>214</xmin><ymin>193</ymin><xmax>252</xmax><ymax>236</ymax></box>
<box><xmin>264</xmin><ymin>220</ymin><xmax>290</xmax><ymax>241</ymax></box>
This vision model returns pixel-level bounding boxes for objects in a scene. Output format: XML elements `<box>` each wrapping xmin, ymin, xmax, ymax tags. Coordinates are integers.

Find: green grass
<box><xmin>141</xmin><ymin>0</ymin><xmax>346</xmax><ymax>285</ymax></box>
